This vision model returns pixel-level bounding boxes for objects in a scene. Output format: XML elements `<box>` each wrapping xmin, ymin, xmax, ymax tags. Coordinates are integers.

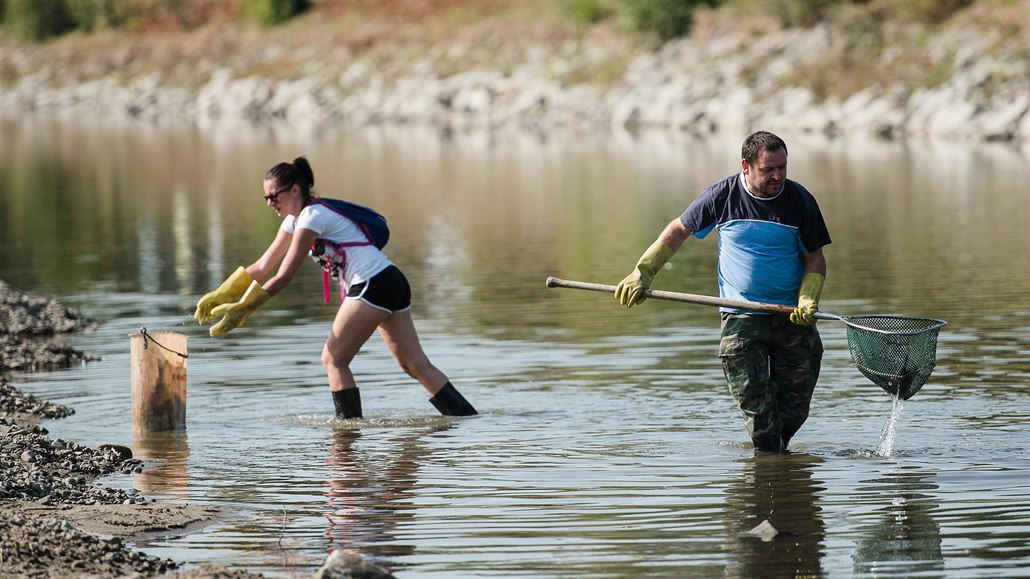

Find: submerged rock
<box><xmin>312</xmin><ymin>549</ymin><xmax>396</xmax><ymax>579</ymax></box>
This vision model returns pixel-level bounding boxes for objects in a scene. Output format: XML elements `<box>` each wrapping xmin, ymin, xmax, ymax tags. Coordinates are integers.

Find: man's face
<box><xmin>742</xmin><ymin>147</ymin><xmax>787</xmax><ymax>198</ymax></box>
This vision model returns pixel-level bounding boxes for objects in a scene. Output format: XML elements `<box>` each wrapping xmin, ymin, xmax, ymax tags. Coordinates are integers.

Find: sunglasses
<box><xmin>263</xmin><ymin>186</ymin><xmax>290</xmax><ymax>202</ymax></box>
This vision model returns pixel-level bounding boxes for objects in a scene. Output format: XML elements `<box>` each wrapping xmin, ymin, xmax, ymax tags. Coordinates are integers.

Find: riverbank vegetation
<box><xmin>2</xmin><ymin>0</ymin><xmax>1022</xmax><ymax>88</ymax></box>
<box><xmin>0</xmin><ymin>0</ymin><xmax>997</xmax><ymax>42</ymax></box>
<box><xmin>2</xmin><ymin>0</ymin><xmax>1026</xmax><ymax>141</ymax></box>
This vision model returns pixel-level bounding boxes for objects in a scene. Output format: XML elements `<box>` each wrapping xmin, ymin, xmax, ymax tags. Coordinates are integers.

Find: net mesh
<box><xmin>841</xmin><ymin>315</ymin><xmax>947</xmax><ymax>400</ymax></box>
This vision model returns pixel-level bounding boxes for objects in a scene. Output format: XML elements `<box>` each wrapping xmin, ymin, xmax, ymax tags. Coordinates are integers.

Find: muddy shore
<box><xmin>0</xmin><ymin>280</ymin><xmax>269</xmax><ymax>578</ymax></box>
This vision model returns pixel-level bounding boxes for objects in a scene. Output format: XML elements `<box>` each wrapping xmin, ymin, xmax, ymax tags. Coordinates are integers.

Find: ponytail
<box><xmin>265</xmin><ymin>156</ymin><xmax>315</xmax><ymax>197</ymax></box>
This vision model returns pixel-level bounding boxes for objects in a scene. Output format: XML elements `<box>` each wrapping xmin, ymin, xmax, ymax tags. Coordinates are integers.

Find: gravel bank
<box><xmin>0</xmin><ymin>280</ymin><xmax>99</xmax><ymax>374</ymax></box>
<box><xmin>0</xmin><ymin>279</ymin><xmax>263</xmax><ymax>578</ymax></box>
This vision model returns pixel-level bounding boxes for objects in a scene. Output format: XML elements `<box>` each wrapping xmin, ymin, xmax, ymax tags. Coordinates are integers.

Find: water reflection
<box><xmin>723</xmin><ymin>453</ymin><xmax>826</xmax><ymax>578</ymax></box>
<box><xmin>2</xmin><ymin>116</ymin><xmax>1027</xmax><ymax>339</ymax></box>
<box><xmin>323</xmin><ymin>425</ymin><xmax>446</xmax><ymax>563</ymax></box>
<box><xmin>852</xmin><ymin>466</ymin><xmax>943</xmax><ymax>575</ymax></box>
<box><xmin>3</xmin><ymin>117</ymin><xmax>1029</xmax><ymax>576</ymax></box>
<box><xmin>132</xmin><ymin>429</ymin><xmax>191</xmax><ymax>500</ymax></box>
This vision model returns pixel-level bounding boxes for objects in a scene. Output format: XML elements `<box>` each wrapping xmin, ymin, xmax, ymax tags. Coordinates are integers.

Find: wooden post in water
<box><xmin>129</xmin><ymin>329</ymin><xmax>188</xmax><ymax>432</ymax></box>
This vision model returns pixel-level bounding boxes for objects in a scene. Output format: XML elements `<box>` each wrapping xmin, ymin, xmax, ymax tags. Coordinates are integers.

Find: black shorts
<box><xmin>346</xmin><ymin>266</ymin><xmax>412</xmax><ymax>313</ymax></box>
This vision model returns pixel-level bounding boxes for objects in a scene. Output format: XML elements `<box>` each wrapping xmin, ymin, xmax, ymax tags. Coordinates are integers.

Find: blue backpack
<box><xmin>304</xmin><ymin>197</ymin><xmax>391</xmax><ymax>303</ymax></box>
<box><xmin>307</xmin><ymin>197</ymin><xmax>390</xmax><ymax>249</ymax></box>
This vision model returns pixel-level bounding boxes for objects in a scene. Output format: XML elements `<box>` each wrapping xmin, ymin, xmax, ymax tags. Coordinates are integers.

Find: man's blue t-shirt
<box><xmin>680</xmin><ymin>174</ymin><xmax>831</xmax><ymax>313</ymax></box>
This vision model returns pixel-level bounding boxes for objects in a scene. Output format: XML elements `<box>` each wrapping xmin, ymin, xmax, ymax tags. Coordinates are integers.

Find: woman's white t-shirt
<box><xmin>281</xmin><ymin>203</ymin><xmax>393</xmax><ymax>290</ymax></box>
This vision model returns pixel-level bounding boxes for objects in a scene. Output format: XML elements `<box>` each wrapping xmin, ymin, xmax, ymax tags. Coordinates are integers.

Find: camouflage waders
<box><xmin>719</xmin><ymin>313</ymin><xmax>823</xmax><ymax>452</ymax></box>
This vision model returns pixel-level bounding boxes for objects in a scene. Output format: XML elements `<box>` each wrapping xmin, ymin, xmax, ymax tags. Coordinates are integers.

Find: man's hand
<box><xmin>615</xmin><ymin>240</ymin><xmax>675</xmax><ymax>308</ymax></box>
<box><xmin>790</xmin><ymin>272</ymin><xmax>824</xmax><ymax>326</ymax></box>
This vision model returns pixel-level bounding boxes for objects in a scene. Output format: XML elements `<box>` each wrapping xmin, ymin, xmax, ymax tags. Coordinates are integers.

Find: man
<box><xmin>615</xmin><ymin>131</ymin><xmax>831</xmax><ymax>452</ymax></box>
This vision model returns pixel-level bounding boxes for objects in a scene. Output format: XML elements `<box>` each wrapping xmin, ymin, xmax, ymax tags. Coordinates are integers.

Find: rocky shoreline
<box><xmin>1</xmin><ymin>2</ymin><xmax>1027</xmax><ymax>144</ymax></box>
<box><xmin>0</xmin><ymin>280</ymin><xmax>100</xmax><ymax>375</ymax></box>
<box><xmin>0</xmin><ymin>281</ymin><xmax>389</xmax><ymax>578</ymax></box>
<box><xmin>0</xmin><ymin>280</ymin><xmax>229</xmax><ymax>577</ymax></box>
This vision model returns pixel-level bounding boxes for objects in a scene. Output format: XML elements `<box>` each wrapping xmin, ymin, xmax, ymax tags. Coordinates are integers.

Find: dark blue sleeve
<box><xmin>795</xmin><ymin>183</ymin><xmax>832</xmax><ymax>253</ymax></box>
<box><xmin>680</xmin><ymin>179</ymin><xmax>730</xmax><ymax>239</ymax></box>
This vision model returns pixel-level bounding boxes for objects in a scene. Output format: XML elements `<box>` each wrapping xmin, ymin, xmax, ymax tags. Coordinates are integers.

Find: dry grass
<box><xmin>1</xmin><ymin>0</ymin><xmax>1025</xmax><ymax>99</ymax></box>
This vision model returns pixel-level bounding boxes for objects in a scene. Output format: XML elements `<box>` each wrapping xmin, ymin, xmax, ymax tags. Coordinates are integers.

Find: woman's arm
<box><xmin>246</xmin><ymin>229</ymin><xmax>293</xmax><ymax>282</ymax></box>
<box><xmin>261</xmin><ymin>227</ymin><xmax>320</xmax><ymax>297</ymax></box>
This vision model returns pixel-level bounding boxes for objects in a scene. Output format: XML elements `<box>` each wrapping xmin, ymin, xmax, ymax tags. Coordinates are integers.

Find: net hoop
<box><xmin>836</xmin><ymin>314</ymin><xmax>948</xmax><ymax>400</ymax></box>
<box><xmin>837</xmin><ymin>315</ymin><xmax>947</xmax><ymax>336</ymax></box>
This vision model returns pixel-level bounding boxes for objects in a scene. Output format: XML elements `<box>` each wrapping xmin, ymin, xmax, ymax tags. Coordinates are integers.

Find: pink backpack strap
<box><xmin>323</xmin><ymin>269</ymin><xmax>332</xmax><ymax>304</ymax></box>
<box><xmin>313</xmin><ymin>240</ymin><xmax>375</xmax><ymax>304</ymax></box>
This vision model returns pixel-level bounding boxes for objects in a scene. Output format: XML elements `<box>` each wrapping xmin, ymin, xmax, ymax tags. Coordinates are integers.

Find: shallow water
<box><xmin>2</xmin><ymin>117</ymin><xmax>1029</xmax><ymax>577</ymax></box>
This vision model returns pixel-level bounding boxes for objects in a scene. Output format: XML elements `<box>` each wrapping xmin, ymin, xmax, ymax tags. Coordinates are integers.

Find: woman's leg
<box><xmin>378</xmin><ymin>310</ymin><xmax>477</xmax><ymax>416</ymax></box>
<box><xmin>376</xmin><ymin>310</ymin><xmax>449</xmax><ymax>395</ymax></box>
<box><xmin>323</xmin><ymin>298</ymin><xmax>390</xmax><ymax>392</ymax></box>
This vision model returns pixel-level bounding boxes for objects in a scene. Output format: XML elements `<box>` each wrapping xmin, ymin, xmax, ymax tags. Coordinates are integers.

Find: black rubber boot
<box><xmin>429</xmin><ymin>382</ymin><xmax>477</xmax><ymax>416</ymax></box>
<box><xmin>752</xmin><ymin>433</ymin><xmax>785</xmax><ymax>453</ymax></box>
<box><xmin>332</xmin><ymin>388</ymin><xmax>362</xmax><ymax>419</ymax></box>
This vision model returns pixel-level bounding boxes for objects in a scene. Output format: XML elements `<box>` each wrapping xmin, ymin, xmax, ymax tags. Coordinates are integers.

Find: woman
<box><xmin>194</xmin><ymin>157</ymin><xmax>476</xmax><ymax>419</ymax></box>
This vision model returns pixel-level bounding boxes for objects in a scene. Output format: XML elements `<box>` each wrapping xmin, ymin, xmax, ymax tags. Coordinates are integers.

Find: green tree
<box><xmin>245</xmin><ymin>0</ymin><xmax>310</xmax><ymax>28</ymax></box>
<box><xmin>622</xmin><ymin>0</ymin><xmax>717</xmax><ymax>40</ymax></box>
<box><xmin>564</xmin><ymin>0</ymin><xmax>609</xmax><ymax>25</ymax></box>
<box><xmin>5</xmin><ymin>0</ymin><xmax>74</xmax><ymax>41</ymax></box>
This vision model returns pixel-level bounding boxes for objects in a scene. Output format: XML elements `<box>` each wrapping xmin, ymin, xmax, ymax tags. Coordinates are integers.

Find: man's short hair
<box><xmin>742</xmin><ymin>131</ymin><xmax>788</xmax><ymax>165</ymax></box>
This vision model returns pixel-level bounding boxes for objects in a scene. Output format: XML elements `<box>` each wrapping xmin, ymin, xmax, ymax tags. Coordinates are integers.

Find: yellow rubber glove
<box><xmin>614</xmin><ymin>240</ymin><xmax>675</xmax><ymax>308</ymax></box>
<box><xmin>194</xmin><ymin>267</ymin><xmax>254</xmax><ymax>325</ymax></box>
<box><xmin>209</xmin><ymin>281</ymin><xmax>271</xmax><ymax>337</ymax></box>
<box><xmin>790</xmin><ymin>272</ymin><xmax>825</xmax><ymax>326</ymax></box>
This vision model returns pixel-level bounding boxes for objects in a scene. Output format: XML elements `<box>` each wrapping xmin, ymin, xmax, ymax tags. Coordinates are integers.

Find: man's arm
<box><xmin>802</xmin><ymin>247</ymin><xmax>827</xmax><ymax>276</ymax></box>
<box><xmin>658</xmin><ymin>217</ymin><xmax>694</xmax><ymax>252</ymax></box>
<box><xmin>614</xmin><ymin>218</ymin><xmax>695</xmax><ymax>307</ymax></box>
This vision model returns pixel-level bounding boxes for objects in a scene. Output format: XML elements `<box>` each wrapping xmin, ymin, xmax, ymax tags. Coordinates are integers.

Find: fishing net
<box><xmin>542</xmin><ymin>276</ymin><xmax>950</xmax><ymax>401</ymax></box>
<box><xmin>838</xmin><ymin>315</ymin><xmax>947</xmax><ymax>400</ymax></box>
